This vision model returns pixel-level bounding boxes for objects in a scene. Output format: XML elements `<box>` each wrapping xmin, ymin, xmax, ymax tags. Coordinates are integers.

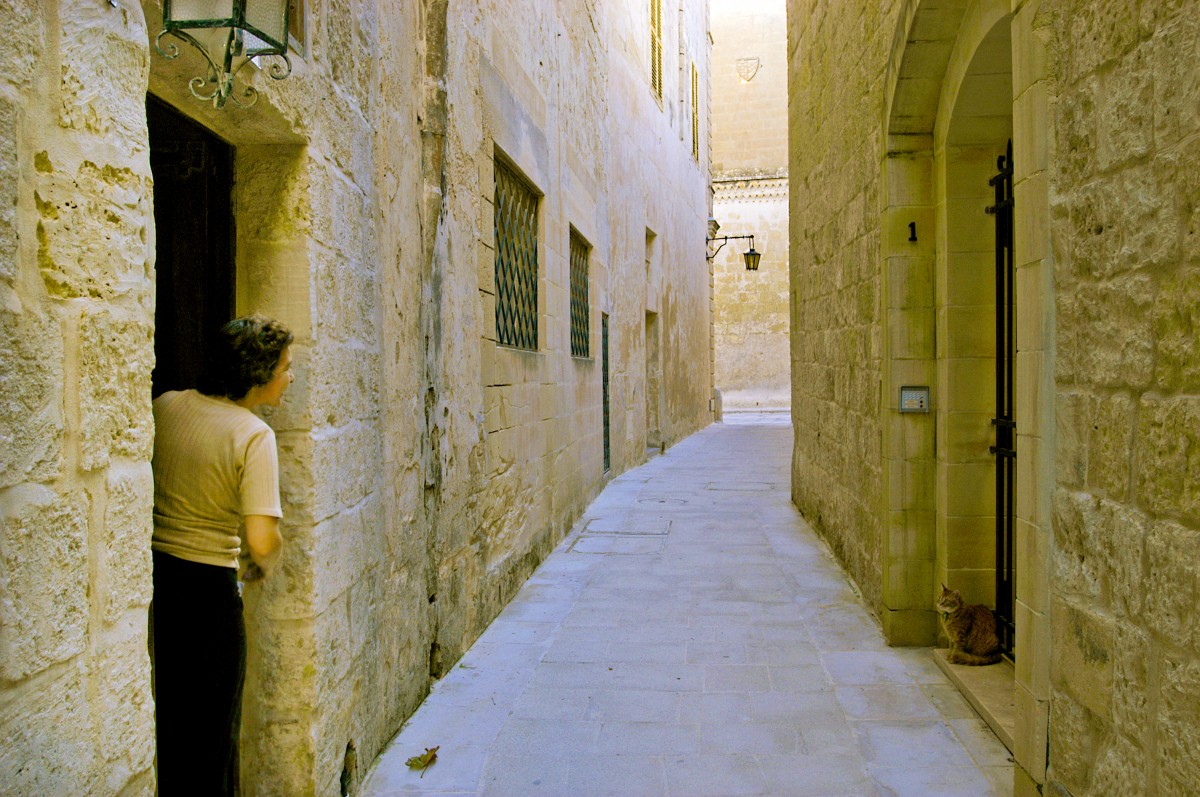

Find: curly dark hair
<box><xmin>197</xmin><ymin>315</ymin><xmax>294</xmax><ymax>401</ymax></box>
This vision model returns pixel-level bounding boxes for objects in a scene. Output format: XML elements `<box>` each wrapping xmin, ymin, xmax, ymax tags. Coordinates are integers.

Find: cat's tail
<box><xmin>948</xmin><ymin>650</ymin><xmax>1002</xmax><ymax>666</ymax></box>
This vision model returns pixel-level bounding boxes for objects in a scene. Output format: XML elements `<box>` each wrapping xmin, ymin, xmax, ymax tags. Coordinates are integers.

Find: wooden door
<box><xmin>148</xmin><ymin>96</ymin><xmax>235</xmax><ymax>397</ymax></box>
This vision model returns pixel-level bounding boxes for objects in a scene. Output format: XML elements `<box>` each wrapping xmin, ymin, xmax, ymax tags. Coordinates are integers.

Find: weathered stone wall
<box><xmin>710</xmin><ymin>0</ymin><xmax>790</xmax><ymax>410</ymax></box>
<box><xmin>1048</xmin><ymin>2</ymin><xmax>1200</xmax><ymax>794</ymax></box>
<box><xmin>1</xmin><ymin>0</ymin><xmax>712</xmax><ymax>794</ymax></box>
<box><xmin>0</xmin><ymin>2</ymin><xmax>157</xmax><ymax>793</ymax></box>
<box><xmin>437</xmin><ymin>0</ymin><xmax>714</xmax><ymax>673</ymax></box>
<box><xmin>787</xmin><ymin>0</ymin><xmax>896</xmax><ymax>610</ymax></box>
<box><xmin>712</xmin><ymin>177</ymin><xmax>790</xmax><ymax>408</ymax></box>
<box><xmin>789</xmin><ymin>0</ymin><xmax>1200</xmax><ymax>795</ymax></box>
<box><xmin>711</xmin><ymin>0</ymin><xmax>788</xmax><ymax>176</ymax></box>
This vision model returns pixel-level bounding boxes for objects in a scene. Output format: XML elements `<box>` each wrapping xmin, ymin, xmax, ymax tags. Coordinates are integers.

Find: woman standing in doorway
<box><xmin>150</xmin><ymin>315</ymin><xmax>292</xmax><ymax>794</ymax></box>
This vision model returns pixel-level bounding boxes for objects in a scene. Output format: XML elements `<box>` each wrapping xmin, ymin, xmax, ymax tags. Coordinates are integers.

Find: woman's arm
<box><xmin>243</xmin><ymin>514</ymin><xmax>283</xmax><ymax>577</ymax></box>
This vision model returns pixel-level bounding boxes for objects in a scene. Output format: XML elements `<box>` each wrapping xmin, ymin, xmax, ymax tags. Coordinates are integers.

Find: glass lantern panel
<box><xmin>245</xmin><ymin>0</ymin><xmax>288</xmax><ymax>47</ymax></box>
<box><xmin>169</xmin><ymin>0</ymin><xmax>235</xmax><ymax>24</ymax></box>
<box><xmin>189</xmin><ymin>26</ymin><xmax>232</xmax><ymax>62</ymax></box>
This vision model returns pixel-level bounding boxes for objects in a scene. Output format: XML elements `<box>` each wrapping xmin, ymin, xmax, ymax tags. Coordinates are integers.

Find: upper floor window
<box><xmin>650</xmin><ymin>0</ymin><xmax>663</xmax><ymax>100</ymax></box>
<box><xmin>569</xmin><ymin>229</ymin><xmax>591</xmax><ymax>358</ymax></box>
<box><xmin>288</xmin><ymin>0</ymin><xmax>307</xmax><ymax>53</ymax></box>
<box><xmin>691</xmin><ymin>61</ymin><xmax>700</xmax><ymax>160</ymax></box>
<box><xmin>494</xmin><ymin>158</ymin><xmax>539</xmax><ymax>350</ymax></box>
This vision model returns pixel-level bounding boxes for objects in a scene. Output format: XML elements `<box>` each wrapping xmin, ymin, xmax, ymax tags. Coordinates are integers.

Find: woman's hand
<box><xmin>244</xmin><ymin>515</ymin><xmax>283</xmax><ymax>576</ymax></box>
<box><xmin>242</xmin><ymin>562</ymin><xmax>266</xmax><ymax>582</ymax></box>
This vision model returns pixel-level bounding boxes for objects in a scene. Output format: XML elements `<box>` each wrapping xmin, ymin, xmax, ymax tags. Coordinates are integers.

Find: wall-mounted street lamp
<box><xmin>155</xmin><ymin>0</ymin><xmax>292</xmax><ymax>109</ymax></box>
<box><xmin>707</xmin><ymin>235</ymin><xmax>762</xmax><ymax>271</ymax></box>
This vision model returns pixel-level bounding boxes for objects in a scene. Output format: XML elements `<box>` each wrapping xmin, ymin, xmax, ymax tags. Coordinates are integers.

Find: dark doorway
<box><xmin>987</xmin><ymin>140</ymin><xmax>1015</xmax><ymax>660</ymax></box>
<box><xmin>148</xmin><ymin>95</ymin><xmax>235</xmax><ymax>397</ymax></box>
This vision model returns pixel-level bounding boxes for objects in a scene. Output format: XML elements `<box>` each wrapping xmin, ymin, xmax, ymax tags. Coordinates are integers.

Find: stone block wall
<box><xmin>710</xmin><ymin>0</ymin><xmax>789</xmax><ymax>175</ymax></box>
<box><xmin>1</xmin><ymin>0</ymin><xmax>712</xmax><ymax>794</ymax></box>
<box><xmin>451</xmin><ymin>0</ymin><xmax>713</xmax><ymax>658</ymax></box>
<box><xmin>712</xmin><ymin>176</ymin><xmax>790</xmax><ymax>408</ymax></box>
<box><xmin>0</xmin><ymin>2</ymin><xmax>157</xmax><ymax>793</ymax></box>
<box><xmin>710</xmin><ymin>0</ymin><xmax>790</xmax><ymax>410</ymax></box>
<box><xmin>1048</xmin><ymin>1</ymin><xmax>1200</xmax><ymax>794</ymax></box>
<box><xmin>788</xmin><ymin>0</ymin><xmax>1200</xmax><ymax>794</ymax></box>
<box><xmin>787</xmin><ymin>0</ymin><xmax>896</xmax><ymax>611</ymax></box>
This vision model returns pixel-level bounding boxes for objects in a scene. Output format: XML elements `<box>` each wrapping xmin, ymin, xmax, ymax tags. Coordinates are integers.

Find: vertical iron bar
<box><xmin>1004</xmin><ymin>139</ymin><xmax>1016</xmax><ymax>658</ymax></box>
<box><xmin>998</xmin><ymin>157</ymin><xmax>1008</xmax><ymax>657</ymax></box>
<box><xmin>988</xmin><ymin>140</ymin><xmax>1016</xmax><ymax>660</ymax></box>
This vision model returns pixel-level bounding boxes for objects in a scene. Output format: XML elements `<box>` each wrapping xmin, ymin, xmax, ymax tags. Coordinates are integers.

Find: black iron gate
<box><xmin>987</xmin><ymin>140</ymin><xmax>1016</xmax><ymax>659</ymax></box>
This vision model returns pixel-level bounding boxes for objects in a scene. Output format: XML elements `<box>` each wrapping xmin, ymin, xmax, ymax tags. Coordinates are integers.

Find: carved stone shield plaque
<box><xmin>736</xmin><ymin>57</ymin><xmax>760</xmax><ymax>82</ymax></box>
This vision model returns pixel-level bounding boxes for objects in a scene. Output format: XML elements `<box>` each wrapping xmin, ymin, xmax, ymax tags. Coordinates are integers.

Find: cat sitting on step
<box><xmin>936</xmin><ymin>584</ymin><xmax>1002</xmax><ymax>665</ymax></box>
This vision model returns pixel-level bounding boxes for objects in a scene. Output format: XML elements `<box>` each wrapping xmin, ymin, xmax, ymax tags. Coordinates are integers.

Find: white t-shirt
<box><xmin>151</xmin><ymin>390</ymin><xmax>282</xmax><ymax>569</ymax></box>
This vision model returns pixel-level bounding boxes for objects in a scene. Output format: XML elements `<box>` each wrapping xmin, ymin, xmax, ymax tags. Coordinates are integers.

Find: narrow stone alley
<box><xmin>362</xmin><ymin>414</ymin><xmax>1011</xmax><ymax>796</ymax></box>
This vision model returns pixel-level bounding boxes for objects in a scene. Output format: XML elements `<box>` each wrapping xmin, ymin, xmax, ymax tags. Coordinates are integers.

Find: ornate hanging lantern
<box><xmin>156</xmin><ymin>0</ymin><xmax>292</xmax><ymax>109</ymax></box>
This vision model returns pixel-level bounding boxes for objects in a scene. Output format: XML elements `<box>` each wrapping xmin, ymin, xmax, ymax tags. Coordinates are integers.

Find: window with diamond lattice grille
<box><xmin>494</xmin><ymin>159</ymin><xmax>539</xmax><ymax>350</ymax></box>
<box><xmin>650</xmin><ymin>0</ymin><xmax>663</xmax><ymax>100</ymax></box>
<box><xmin>569</xmin><ymin>230</ymin><xmax>591</xmax><ymax>358</ymax></box>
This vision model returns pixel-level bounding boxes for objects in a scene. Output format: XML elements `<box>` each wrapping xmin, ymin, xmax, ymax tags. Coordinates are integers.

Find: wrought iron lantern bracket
<box><xmin>706</xmin><ymin>234</ymin><xmax>762</xmax><ymax>271</ymax></box>
<box><xmin>155</xmin><ymin>1</ymin><xmax>292</xmax><ymax>110</ymax></box>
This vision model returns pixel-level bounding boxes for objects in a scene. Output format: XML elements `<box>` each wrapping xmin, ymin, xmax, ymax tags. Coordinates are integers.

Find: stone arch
<box><xmin>878</xmin><ymin>0</ymin><xmax>973</xmax><ymax>646</ymax></box>
<box><xmin>881</xmin><ymin>0</ymin><xmax>1017</xmax><ymax>630</ymax></box>
<box><xmin>935</xmin><ymin>4</ymin><xmax>1013</xmax><ymax>615</ymax></box>
<box><xmin>882</xmin><ymin>1</ymin><xmax>1057</xmax><ymax>788</ymax></box>
<box><xmin>879</xmin><ymin>0</ymin><xmax>1019</xmax><ymax>633</ymax></box>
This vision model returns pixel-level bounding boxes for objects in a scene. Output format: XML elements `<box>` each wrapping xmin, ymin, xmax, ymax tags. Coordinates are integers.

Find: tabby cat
<box><xmin>936</xmin><ymin>584</ymin><xmax>1002</xmax><ymax>665</ymax></box>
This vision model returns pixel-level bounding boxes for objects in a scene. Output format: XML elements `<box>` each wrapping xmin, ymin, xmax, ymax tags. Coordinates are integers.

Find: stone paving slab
<box><xmin>362</xmin><ymin>415</ymin><xmax>1012</xmax><ymax>796</ymax></box>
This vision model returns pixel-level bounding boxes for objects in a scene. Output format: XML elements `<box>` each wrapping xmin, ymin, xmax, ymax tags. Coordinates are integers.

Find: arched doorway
<box><xmin>938</xmin><ymin>14</ymin><xmax>1015</xmax><ymax>653</ymax></box>
<box><xmin>880</xmin><ymin>0</ymin><xmax>1021</xmax><ymax>645</ymax></box>
<box><xmin>881</xmin><ymin>0</ymin><xmax>1057</xmax><ymax>791</ymax></box>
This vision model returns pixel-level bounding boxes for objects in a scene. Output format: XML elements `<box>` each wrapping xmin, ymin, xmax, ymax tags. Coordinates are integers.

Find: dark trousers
<box><xmin>151</xmin><ymin>552</ymin><xmax>246</xmax><ymax>796</ymax></box>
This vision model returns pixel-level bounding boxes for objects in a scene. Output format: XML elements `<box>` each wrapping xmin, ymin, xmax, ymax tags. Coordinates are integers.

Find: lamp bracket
<box><xmin>705</xmin><ymin>234</ymin><xmax>755</xmax><ymax>261</ymax></box>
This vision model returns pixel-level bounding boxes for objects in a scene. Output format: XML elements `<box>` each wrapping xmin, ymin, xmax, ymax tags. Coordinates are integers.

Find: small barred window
<box><xmin>494</xmin><ymin>159</ymin><xmax>539</xmax><ymax>350</ymax></box>
<box><xmin>569</xmin><ymin>230</ymin><xmax>590</xmax><ymax>358</ymax></box>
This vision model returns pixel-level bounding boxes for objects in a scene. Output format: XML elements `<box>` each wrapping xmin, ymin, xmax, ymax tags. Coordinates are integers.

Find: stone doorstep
<box><xmin>933</xmin><ymin>648</ymin><xmax>1016</xmax><ymax>753</ymax></box>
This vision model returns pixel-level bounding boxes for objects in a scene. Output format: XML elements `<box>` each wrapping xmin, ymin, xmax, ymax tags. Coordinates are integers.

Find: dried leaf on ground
<box><xmin>406</xmin><ymin>746</ymin><xmax>439</xmax><ymax>778</ymax></box>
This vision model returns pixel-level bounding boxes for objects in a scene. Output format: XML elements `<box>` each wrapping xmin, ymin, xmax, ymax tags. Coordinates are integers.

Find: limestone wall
<box><xmin>0</xmin><ymin>0</ymin><xmax>712</xmax><ymax>794</ymax></box>
<box><xmin>710</xmin><ymin>0</ymin><xmax>790</xmax><ymax>410</ymax></box>
<box><xmin>0</xmin><ymin>2</ymin><xmax>157</xmax><ymax>792</ymax></box>
<box><xmin>788</xmin><ymin>0</ymin><xmax>1200</xmax><ymax>794</ymax></box>
<box><xmin>787</xmin><ymin>0</ymin><xmax>894</xmax><ymax>610</ymax></box>
<box><xmin>442</xmin><ymin>0</ymin><xmax>714</xmax><ymax>671</ymax></box>
<box><xmin>710</xmin><ymin>0</ymin><xmax>788</xmax><ymax>176</ymax></box>
<box><xmin>712</xmin><ymin>177</ymin><xmax>790</xmax><ymax>408</ymax></box>
<box><xmin>1047</xmin><ymin>2</ymin><xmax>1200</xmax><ymax>794</ymax></box>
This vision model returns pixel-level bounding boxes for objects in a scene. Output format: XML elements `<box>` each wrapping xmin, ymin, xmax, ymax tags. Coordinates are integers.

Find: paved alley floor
<box><xmin>362</xmin><ymin>413</ymin><xmax>1012</xmax><ymax>796</ymax></box>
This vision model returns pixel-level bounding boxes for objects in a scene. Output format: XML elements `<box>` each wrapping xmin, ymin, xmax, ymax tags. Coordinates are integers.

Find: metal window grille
<box><xmin>691</xmin><ymin>62</ymin><xmax>699</xmax><ymax>160</ymax></box>
<box><xmin>650</xmin><ymin>0</ymin><xmax>663</xmax><ymax>99</ymax></box>
<box><xmin>569</xmin><ymin>230</ymin><xmax>590</xmax><ymax>358</ymax></box>
<box><xmin>494</xmin><ymin>159</ymin><xmax>539</xmax><ymax>350</ymax></box>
